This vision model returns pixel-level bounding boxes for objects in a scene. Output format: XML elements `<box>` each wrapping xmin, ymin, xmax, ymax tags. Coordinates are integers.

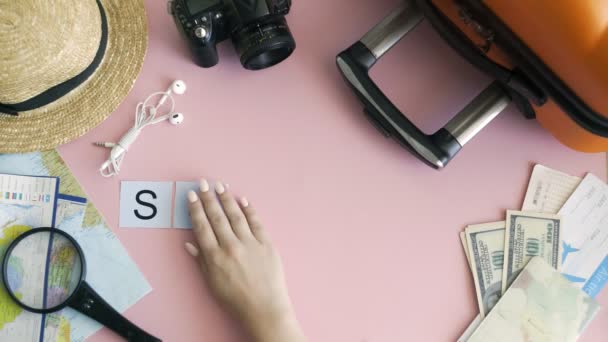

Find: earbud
<box><xmin>97</xmin><ymin>81</ymin><xmax>188</xmax><ymax>177</ymax></box>
<box><xmin>171</xmin><ymin>80</ymin><xmax>187</xmax><ymax>95</ymax></box>
<box><xmin>159</xmin><ymin>80</ymin><xmax>187</xmax><ymax>105</ymax></box>
<box><xmin>169</xmin><ymin>113</ymin><xmax>184</xmax><ymax>125</ymax></box>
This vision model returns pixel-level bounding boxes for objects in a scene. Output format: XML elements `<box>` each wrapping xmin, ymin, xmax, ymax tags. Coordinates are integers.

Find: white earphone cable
<box><xmin>98</xmin><ymin>92</ymin><xmax>176</xmax><ymax>177</ymax></box>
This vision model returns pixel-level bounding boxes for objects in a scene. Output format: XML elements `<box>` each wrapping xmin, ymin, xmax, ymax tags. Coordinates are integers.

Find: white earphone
<box><xmin>169</xmin><ymin>113</ymin><xmax>184</xmax><ymax>125</ymax></box>
<box><xmin>149</xmin><ymin>80</ymin><xmax>188</xmax><ymax>125</ymax></box>
<box><xmin>97</xmin><ymin>80</ymin><xmax>188</xmax><ymax>177</ymax></box>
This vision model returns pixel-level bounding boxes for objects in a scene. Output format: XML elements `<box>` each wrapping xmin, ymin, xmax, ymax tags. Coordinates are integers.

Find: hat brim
<box><xmin>0</xmin><ymin>0</ymin><xmax>148</xmax><ymax>153</ymax></box>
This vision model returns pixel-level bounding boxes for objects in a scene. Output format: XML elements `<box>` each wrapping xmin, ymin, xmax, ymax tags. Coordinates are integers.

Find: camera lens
<box><xmin>232</xmin><ymin>16</ymin><xmax>296</xmax><ymax>70</ymax></box>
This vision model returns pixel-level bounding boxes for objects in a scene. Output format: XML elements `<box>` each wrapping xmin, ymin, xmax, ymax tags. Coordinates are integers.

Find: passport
<box><xmin>468</xmin><ymin>257</ymin><xmax>600</xmax><ymax>342</ymax></box>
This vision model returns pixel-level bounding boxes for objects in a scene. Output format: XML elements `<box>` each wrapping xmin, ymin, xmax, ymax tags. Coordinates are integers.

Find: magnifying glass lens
<box><xmin>5</xmin><ymin>230</ymin><xmax>83</xmax><ymax>311</ymax></box>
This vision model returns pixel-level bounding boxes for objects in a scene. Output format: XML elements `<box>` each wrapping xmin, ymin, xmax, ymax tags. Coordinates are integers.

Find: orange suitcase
<box><xmin>337</xmin><ymin>0</ymin><xmax>608</xmax><ymax>169</ymax></box>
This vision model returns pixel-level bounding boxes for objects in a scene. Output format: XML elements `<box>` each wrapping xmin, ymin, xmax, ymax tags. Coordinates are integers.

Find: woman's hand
<box><xmin>186</xmin><ymin>179</ymin><xmax>305</xmax><ymax>342</ymax></box>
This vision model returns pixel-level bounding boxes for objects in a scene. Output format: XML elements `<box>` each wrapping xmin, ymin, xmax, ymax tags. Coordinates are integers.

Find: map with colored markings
<box><xmin>0</xmin><ymin>151</ymin><xmax>151</xmax><ymax>342</ymax></box>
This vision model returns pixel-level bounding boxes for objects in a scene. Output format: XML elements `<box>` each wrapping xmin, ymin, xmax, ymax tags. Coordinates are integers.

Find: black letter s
<box><xmin>134</xmin><ymin>190</ymin><xmax>157</xmax><ymax>220</ymax></box>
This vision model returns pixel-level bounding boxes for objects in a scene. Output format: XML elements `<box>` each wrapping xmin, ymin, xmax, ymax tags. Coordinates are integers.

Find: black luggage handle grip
<box><xmin>337</xmin><ymin>0</ymin><xmax>511</xmax><ymax>169</ymax></box>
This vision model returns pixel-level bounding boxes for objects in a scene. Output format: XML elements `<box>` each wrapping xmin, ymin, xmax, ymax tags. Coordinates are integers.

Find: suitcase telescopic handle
<box><xmin>336</xmin><ymin>1</ymin><xmax>511</xmax><ymax>169</ymax></box>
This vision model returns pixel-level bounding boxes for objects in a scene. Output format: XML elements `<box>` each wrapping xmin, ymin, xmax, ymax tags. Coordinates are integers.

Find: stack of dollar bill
<box><xmin>458</xmin><ymin>164</ymin><xmax>607</xmax><ymax>341</ymax></box>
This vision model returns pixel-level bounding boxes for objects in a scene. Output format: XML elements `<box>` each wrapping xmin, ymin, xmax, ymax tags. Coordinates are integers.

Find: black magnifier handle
<box><xmin>69</xmin><ymin>282</ymin><xmax>161</xmax><ymax>342</ymax></box>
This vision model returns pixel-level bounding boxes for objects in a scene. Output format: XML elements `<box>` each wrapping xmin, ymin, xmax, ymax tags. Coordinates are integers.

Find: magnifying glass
<box><xmin>2</xmin><ymin>227</ymin><xmax>161</xmax><ymax>341</ymax></box>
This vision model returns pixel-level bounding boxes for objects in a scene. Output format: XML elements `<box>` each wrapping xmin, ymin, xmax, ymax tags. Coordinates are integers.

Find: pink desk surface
<box><xmin>57</xmin><ymin>0</ymin><xmax>608</xmax><ymax>341</ymax></box>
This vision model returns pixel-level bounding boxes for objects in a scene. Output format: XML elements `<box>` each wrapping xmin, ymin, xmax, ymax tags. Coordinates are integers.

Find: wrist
<box><xmin>243</xmin><ymin>308</ymin><xmax>305</xmax><ymax>342</ymax></box>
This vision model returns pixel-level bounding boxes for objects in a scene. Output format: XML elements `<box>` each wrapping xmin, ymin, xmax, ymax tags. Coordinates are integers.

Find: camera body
<box><xmin>169</xmin><ymin>0</ymin><xmax>296</xmax><ymax>70</ymax></box>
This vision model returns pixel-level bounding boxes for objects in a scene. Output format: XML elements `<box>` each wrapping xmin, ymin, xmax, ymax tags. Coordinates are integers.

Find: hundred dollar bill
<box><xmin>465</xmin><ymin>221</ymin><xmax>506</xmax><ymax>318</ymax></box>
<box><xmin>460</xmin><ymin>231</ymin><xmax>472</xmax><ymax>270</ymax></box>
<box><xmin>501</xmin><ymin>210</ymin><xmax>562</xmax><ymax>294</ymax></box>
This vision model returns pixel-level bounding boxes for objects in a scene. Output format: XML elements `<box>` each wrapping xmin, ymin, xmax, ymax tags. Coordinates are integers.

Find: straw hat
<box><xmin>0</xmin><ymin>0</ymin><xmax>147</xmax><ymax>153</ymax></box>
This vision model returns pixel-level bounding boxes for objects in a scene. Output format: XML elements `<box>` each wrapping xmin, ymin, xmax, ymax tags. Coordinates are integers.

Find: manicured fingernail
<box><xmin>215</xmin><ymin>181</ymin><xmax>225</xmax><ymax>195</ymax></box>
<box><xmin>187</xmin><ymin>190</ymin><xmax>198</xmax><ymax>203</ymax></box>
<box><xmin>185</xmin><ymin>242</ymin><xmax>199</xmax><ymax>257</ymax></box>
<box><xmin>240</xmin><ymin>197</ymin><xmax>249</xmax><ymax>207</ymax></box>
<box><xmin>225</xmin><ymin>183</ymin><xmax>230</xmax><ymax>189</ymax></box>
<box><xmin>200</xmin><ymin>179</ymin><xmax>210</xmax><ymax>192</ymax></box>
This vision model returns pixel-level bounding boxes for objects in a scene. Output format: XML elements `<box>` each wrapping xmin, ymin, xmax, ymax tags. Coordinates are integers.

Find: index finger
<box><xmin>187</xmin><ymin>190</ymin><xmax>219</xmax><ymax>252</ymax></box>
<box><xmin>198</xmin><ymin>179</ymin><xmax>239</xmax><ymax>247</ymax></box>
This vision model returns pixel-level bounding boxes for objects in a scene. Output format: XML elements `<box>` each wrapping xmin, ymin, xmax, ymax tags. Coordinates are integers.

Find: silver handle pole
<box><xmin>360</xmin><ymin>1</ymin><xmax>424</xmax><ymax>59</ymax></box>
<box><xmin>445</xmin><ymin>83</ymin><xmax>511</xmax><ymax>146</ymax></box>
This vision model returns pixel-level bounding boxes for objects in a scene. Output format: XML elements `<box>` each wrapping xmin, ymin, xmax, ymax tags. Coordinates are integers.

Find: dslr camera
<box><xmin>169</xmin><ymin>0</ymin><xmax>296</xmax><ymax>70</ymax></box>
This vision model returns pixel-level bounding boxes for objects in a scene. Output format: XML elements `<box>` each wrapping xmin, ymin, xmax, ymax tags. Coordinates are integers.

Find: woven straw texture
<box><xmin>0</xmin><ymin>0</ymin><xmax>148</xmax><ymax>153</ymax></box>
